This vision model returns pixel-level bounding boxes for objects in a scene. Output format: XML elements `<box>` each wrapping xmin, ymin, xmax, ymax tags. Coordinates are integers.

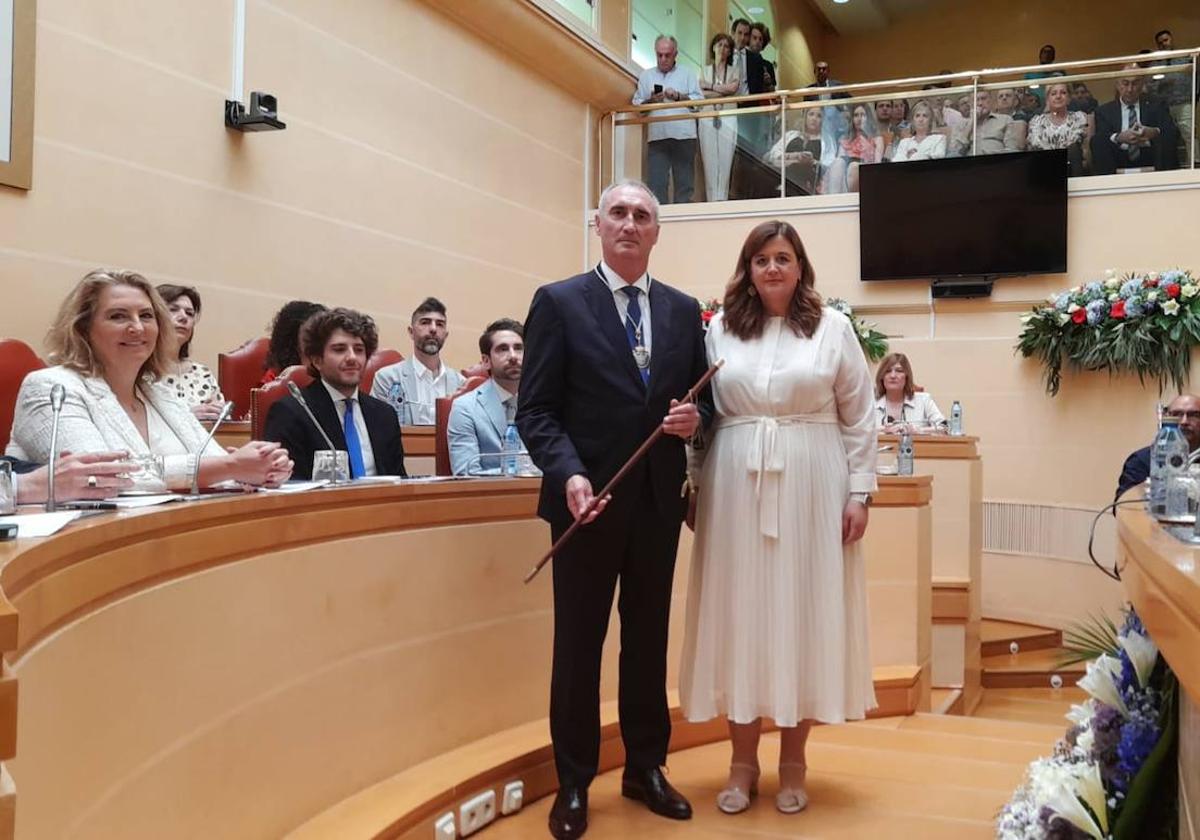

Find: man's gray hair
<box><xmin>654</xmin><ymin>34</ymin><xmax>678</xmax><ymax>51</ymax></box>
<box><xmin>597</xmin><ymin>179</ymin><xmax>660</xmax><ymax>222</ymax></box>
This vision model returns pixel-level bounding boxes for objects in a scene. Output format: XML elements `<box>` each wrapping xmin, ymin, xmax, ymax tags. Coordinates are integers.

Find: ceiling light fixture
<box><xmin>832</xmin><ymin>0</ymin><xmax>850</xmax><ymax>4</ymax></box>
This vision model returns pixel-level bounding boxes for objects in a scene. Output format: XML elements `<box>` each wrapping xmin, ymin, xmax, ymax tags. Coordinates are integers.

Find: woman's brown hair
<box><xmin>874</xmin><ymin>352</ymin><xmax>915</xmax><ymax>399</ymax></box>
<box><xmin>722</xmin><ymin>220</ymin><xmax>823</xmax><ymax>340</ymax></box>
<box><xmin>47</xmin><ymin>269</ymin><xmax>175</xmax><ymax>381</ymax></box>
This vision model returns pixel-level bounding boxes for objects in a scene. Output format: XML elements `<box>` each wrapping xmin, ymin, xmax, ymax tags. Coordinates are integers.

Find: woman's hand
<box><xmin>842</xmin><ymin>500</ymin><xmax>868</xmax><ymax>545</ymax></box>
<box><xmin>191</xmin><ymin>401</ymin><xmax>225</xmax><ymax>421</ymax></box>
<box><xmin>226</xmin><ymin>441</ymin><xmax>294</xmax><ymax>486</ymax></box>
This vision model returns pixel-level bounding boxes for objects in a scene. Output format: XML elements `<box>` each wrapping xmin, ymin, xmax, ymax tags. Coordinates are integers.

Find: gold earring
<box><xmin>748</xmin><ymin>286</ymin><xmax>757</xmax><ymax>297</ymax></box>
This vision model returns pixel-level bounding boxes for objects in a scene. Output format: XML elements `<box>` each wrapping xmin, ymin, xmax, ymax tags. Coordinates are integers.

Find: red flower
<box><xmin>1111</xmin><ymin>300</ymin><xmax>1127</xmax><ymax>319</ymax></box>
<box><xmin>1071</xmin><ymin>308</ymin><xmax>1087</xmax><ymax>324</ymax></box>
<box><xmin>1167</xmin><ymin>283</ymin><xmax>1181</xmax><ymax>298</ymax></box>
<box><xmin>701</xmin><ymin>310</ymin><xmax>714</xmax><ymax>324</ymax></box>
<box><xmin>1145</xmin><ymin>278</ymin><xmax>1159</xmax><ymax>287</ymax></box>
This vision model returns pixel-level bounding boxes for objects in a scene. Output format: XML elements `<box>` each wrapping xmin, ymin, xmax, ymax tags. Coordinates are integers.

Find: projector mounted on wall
<box><xmin>225</xmin><ymin>91</ymin><xmax>286</xmax><ymax>132</ymax></box>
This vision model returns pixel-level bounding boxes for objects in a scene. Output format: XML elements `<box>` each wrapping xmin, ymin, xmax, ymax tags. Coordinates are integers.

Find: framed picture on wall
<box><xmin>0</xmin><ymin>0</ymin><xmax>35</xmax><ymax>191</ymax></box>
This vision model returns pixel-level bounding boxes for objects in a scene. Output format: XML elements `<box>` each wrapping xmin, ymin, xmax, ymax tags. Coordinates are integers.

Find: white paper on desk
<box><xmin>113</xmin><ymin>494</ymin><xmax>182</xmax><ymax>508</ymax></box>
<box><xmin>263</xmin><ymin>481</ymin><xmax>330</xmax><ymax>494</ymax></box>
<box><xmin>0</xmin><ymin>511</ymin><xmax>82</xmax><ymax>537</ymax></box>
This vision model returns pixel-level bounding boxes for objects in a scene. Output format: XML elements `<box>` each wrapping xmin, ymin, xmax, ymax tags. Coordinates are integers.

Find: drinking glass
<box><xmin>312</xmin><ymin>450</ymin><xmax>350</xmax><ymax>484</ymax></box>
<box><xmin>0</xmin><ymin>462</ymin><xmax>14</xmax><ymax>514</ymax></box>
<box><xmin>127</xmin><ymin>454</ymin><xmax>167</xmax><ymax>492</ymax></box>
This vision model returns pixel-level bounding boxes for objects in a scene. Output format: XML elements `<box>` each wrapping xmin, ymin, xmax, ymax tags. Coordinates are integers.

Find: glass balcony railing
<box><xmin>607</xmin><ymin>49</ymin><xmax>1199</xmax><ymax>205</ymax></box>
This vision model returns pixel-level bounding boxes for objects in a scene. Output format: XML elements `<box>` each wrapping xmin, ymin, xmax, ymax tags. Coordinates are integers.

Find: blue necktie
<box><xmin>343</xmin><ymin>398</ymin><xmax>366</xmax><ymax>479</ymax></box>
<box><xmin>620</xmin><ymin>286</ymin><xmax>650</xmax><ymax>385</ymax></box>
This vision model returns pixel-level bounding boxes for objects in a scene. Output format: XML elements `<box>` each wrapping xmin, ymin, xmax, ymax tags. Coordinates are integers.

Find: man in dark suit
<box><xmin>1115</xmin><ymin>394</ymin><xmax>1200</xmax><ymax>500</ymax></box>
<box><xmin>264</xmin><ymin>308</ymin><xmax>405</xmax><ymax>480</ymax></box>
<box><xmin>518</xmin><ymin>180</ymin><xmax>707</xmax><ymax>840</ymax></box>
<box><xmin>730</xmin><ymin>17</ymin><xmax>779</xmax><ymax>199</ymax></box>
<box><xmin>1092</xmin><ymin>66</ymin><xmax>1179</xmax><ymax>175</ymax></box>
<box><xmin>1</xmin><ymin>452</ymin><xmax>132</xmax><ymax>504</ymax></box>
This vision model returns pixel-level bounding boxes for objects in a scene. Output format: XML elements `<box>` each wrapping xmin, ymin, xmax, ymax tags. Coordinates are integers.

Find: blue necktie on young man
<box><xmin>343</xmin><ymin>397</ymin><xmax>367</xmax><ymax>478</ymax></box>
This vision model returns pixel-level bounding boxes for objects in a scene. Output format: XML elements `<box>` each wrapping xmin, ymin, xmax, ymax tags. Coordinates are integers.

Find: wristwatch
<box><xmin>850</xmin><ymin>492</ymin><xmax>873</xmax><ymax>507</ymax></box>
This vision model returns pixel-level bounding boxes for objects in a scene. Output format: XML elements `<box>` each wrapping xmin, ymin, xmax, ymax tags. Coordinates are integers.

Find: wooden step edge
<box><xmin>929</xmin><ymin>687</ymin><xmax>964</xmax><ymax>715</ymax></box>
<box><xmin>981</xmin><ymin>632</ymin><xmax>1063</xmax><ymax>657</ymax></box>
<box><xmin>981</xmin><ymin>671</ymin><xmax>1084</xmax><ymax>690</ymax></box>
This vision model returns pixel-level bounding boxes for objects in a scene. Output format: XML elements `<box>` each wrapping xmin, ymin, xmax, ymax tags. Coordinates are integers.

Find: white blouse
<box><xmin>892</xmin><ymin>133</ymin><xmax>947</xmax><ymax>161</ymax></box>
<box><xmin>874</xmin><ymin>392</ymin><xmax>947</xmax><ymax>429</ymax></box>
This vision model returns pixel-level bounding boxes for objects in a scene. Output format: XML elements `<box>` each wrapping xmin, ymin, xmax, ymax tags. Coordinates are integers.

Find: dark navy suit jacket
<box><xmin>517</xmin><ymin>269</ymin><xmax>708</xmax><ymax>531</ymax></box>
<box><xmin>1116</xmin><ymin>445</ymin><xmax>1151</xmax><ymax>501</ymax></box>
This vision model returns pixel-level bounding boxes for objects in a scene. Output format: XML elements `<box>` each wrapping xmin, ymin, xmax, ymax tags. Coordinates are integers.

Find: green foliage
<box><xmin>1059</xmin><ymin>611</ymin><xmax>1119</xmax><ymax>668</ymax></box>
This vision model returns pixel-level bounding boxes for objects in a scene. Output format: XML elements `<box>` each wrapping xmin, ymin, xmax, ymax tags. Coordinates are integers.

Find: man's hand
<box><xmin>662</xmin><ymin>399</ymin><xmax>700</xmax><ymax>439</ymax></box>
<box><xmin>17</xmin><ymin>450</ymin><xmax>135</xmax><ymax>504</ymax></box>
<box><xmin>565</xmin><ymin>474</ymin><xmax>608</xmax><ymax>524</ymax></box>
<box><xmin>664</xmin><ymin>87</ymin><xmax>679</xmax><ymax>101</ymax></box>
<box><xmin>1118</xmin><ymin>128</ymin><xmax>1141</xmax><ymax>145</ymax></box>
<box><xmin>842</xmin><ymin>499</ymin><xmax>869</xmax><ymax>545</ymax></box>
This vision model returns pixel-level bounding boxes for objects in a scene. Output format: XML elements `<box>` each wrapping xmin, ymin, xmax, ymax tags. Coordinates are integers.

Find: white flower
<box><xmin>1068</xmin><ymin>302</ymin><xmax>1082</xmax><ymax>313</ymax></box>
<box><xmin>1045</xmin><ymin>761</ymin><xmax>1109</xmax><ymax>839</ymax></box>
<box><xmin>1108</xmin><ymin>293</ymin><xmax>1119</xmax><ymax>302</ymax></box>
<box><xmin>1182</xmin><ymin>284</ymin><xmax>1198</xmax><ymax>299</ymax></box>
<box><xmin>1149</xmin><ymin>271</ymin><xmax>1160</xmax><ymax>281</ymax></box>
<box><xmin>1057</xmin><ymin>312</ymin><xmax>1070</xmax><ymax>326</ymax></box>
<box><xmin>1075</xmin><ymin>725</ymin><xmax>1096</xmax><ymax>757</ymax></box>
<box><xmin>1118</xmin><ymin>630</ymin><xmax>1159</xmax><ymax>688</ymax></box>
<box><xmin>1146</xmin><ymin>290</ymin><xmax>1159</xmax><ymax>302</ymax></box>
<box><xmin>1105</xmin><ymin>277</ymin><xmax>1120</xmax><ymax>289</ymax></box>
<box><xmin>1163</xmin><ymin>299</ymin><xmax>1181</xmax><ymax>316</ymax></box>
<box><xmin>1078</xmin><ymin>654</ymin><xmax>1128</xmax><ymax>716</ymax></box>
<box><xmin>1066</xmin><ymin>700</ymin><xmax>1096</xmax><ymax>726</ymax></box>
<box><xmin>1070</xmin><ymin>285</ymin><xmax>1082</xmax><ymax>294</ymax></box>
<box><xmin>1105</xmin><ymin>268</ymin><xmax>1117</xmax><ymax>279</ymax></box>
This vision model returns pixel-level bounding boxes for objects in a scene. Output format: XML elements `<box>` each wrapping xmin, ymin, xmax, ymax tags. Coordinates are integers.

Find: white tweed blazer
<box><xmin>5</xmin><ymin>366</ymin><xmax>225</xmax><ymax>489</ymax></box>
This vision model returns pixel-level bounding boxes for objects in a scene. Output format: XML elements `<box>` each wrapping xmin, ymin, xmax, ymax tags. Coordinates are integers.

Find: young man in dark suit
<box><xmin>1092</xmin><ymin>65</ymin><xmax>1179</xmax><ymax>174</ymax></box>
<box><xmin>263</xmin><ymin>308</ymin><xmax>405</xmax><ymax>480</ymax></box>
<box><xmin>518</xmin><ymin>180</ymin><xmax>707</xmax><ymax>839</ymax></box>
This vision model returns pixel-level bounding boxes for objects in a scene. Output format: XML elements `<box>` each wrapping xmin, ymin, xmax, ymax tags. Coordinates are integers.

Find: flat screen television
<box><xmin>858</xmin><ymin>149</ymin><xmax>1068</xmax><ymax>281</ymax></box>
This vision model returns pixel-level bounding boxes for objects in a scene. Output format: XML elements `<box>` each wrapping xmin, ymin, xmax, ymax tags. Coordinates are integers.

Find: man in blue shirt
<box><xmin>632</xmin><ymin>36</ymin><xmax>702</xmax><ymax>204</ymax></box>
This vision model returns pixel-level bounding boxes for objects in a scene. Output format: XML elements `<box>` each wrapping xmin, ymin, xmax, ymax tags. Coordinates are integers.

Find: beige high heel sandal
<box><xmin>776</xmin><ymin>762</ymin><xmax>808</xmax><ymax>814</ymax></box>
<box><xmin>716</xmin><ymin>762</ymin><xmax>760</xmax><ymax>815</ymax></box>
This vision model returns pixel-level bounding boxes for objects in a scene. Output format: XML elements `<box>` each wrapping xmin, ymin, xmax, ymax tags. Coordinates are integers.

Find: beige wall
<box><xmin>0</xmin><ymin>0</ymin><xmax>592</xmax><ymax>372</ymax></box>
<box><xmin>819</xmin><ymin>0</ymin><xmax>1200</xmax><ymax>83</ymax></box>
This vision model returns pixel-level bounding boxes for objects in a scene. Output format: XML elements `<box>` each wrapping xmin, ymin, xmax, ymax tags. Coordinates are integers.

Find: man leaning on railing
<box><xmin>632</xmin><ymin>35</ymin><xmax>702</xmax><ymax>205</ymax></box>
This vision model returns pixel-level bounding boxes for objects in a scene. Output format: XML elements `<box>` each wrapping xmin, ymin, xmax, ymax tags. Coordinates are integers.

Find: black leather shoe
<box><xmin>621</xmin><ymin>766</ymin><xmax>693</xmax><ymax>820</ymax></box>
<box><xmin>548</xmin><ymin>785</ymin><xmax>588</xmax><ymax>839</ymax></box>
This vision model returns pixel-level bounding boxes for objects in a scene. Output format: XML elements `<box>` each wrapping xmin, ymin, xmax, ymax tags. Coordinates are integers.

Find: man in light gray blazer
<box><xmin>369</xmin><ymin>297</ymin><xmax>464</xmax><ymax>424</ymax></box>
<box><xmin>448</xmin><ymin>318</ymin><xmax>527</xmax><ymax>475</ymax></box>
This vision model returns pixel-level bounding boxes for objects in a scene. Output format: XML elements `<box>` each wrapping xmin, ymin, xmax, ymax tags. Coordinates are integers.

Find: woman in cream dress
<box><xmin>680</xmin><ymin>220</ymin><xmax>877</xmax><ymax>816</ymax></box>
<box><xmin>697</xmin><ymin>33</ymin><xmax>741</xmax><ymax>202</ymax></box>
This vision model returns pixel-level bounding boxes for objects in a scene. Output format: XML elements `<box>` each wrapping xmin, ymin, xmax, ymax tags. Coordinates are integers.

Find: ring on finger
<box><xmin>86</xmin><ymin>475</ymin><xmax>99</xmax><ymax>489</ymax></box>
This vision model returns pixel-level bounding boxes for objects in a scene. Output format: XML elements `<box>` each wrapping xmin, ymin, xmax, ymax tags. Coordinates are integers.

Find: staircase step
<box><xmin>930</xmin><ymin>687</ymin><xmax>963</xmax><ymax>715</ymax></box>
<box><xmin>981</xmin><ymin>646</ymin><xmax>1086</xmax><ymax>689</ymax></box>
<box><xmin>981</xmin><ymin>619</ymin><xmax>1062</xmax><ymax>657</ymax></box>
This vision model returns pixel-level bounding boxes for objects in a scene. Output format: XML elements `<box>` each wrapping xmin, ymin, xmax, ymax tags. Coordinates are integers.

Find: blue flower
<box><xmin>1118</xmin><ymin>649</ymin><xmax>1138</xmax><ymax>693</ymax></box>
<box><xmin>1160</xmin><ymin>269</ymin><xmax>1184</xmax><ymax>286</ymax></box>
<box><xmin>1085</xmin><ymin>299</ymin><xmax>1108</xmax><ymax>325</ymax></box>
<box><xmin>1121</xmin><ymin>608</ymin><xmax>1145</xmax><ymax>638</ymax></box>
<box><xmin>1114</xmin><ymin>710</ymin><xmax>1161</xmax><ymax>793</ymax></box>
<box><xmin>1055</xmin><ymin>292</ymin><xmax>1072</xmax><ymax>312</ymax></box>
<box><xmin>1084</xmin><ymin>282</ymin><xmax>1104</xmax><ymax>298</ymax></box>
<box><xmin>1124</xmin><ymin>298</ymin><xmax>1145</xmax><ymax>319</ymax></box>
<box><xmin>1120</xmin><ymin>279</ymin><xmax>1143</xmax><ymax>299</ymax></box>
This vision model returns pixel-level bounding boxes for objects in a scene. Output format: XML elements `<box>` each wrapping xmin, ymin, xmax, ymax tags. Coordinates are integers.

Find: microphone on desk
<box><xmin>189</xmin><ymin>401</ymin><xmax>235</xmax><ymax>497</ymax></box>
<box><xmin>45</xmin><ymin>384</ymin><xmax>66</xmax><ymax>513</ymax></box>
<box><xmin>286</xmin><ymin>381</ymin><xmax>339</xmax><ymax>452</ymax></box>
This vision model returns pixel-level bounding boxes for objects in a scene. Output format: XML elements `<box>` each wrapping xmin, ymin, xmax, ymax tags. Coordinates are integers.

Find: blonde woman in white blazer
<box><xmin>6</xmin><ymin>270</ymin><xmax>292</xmax><ymax>492</ymax></box>
<box><xmin>873</xmin><ymin>352</ymin><xmax>947</xmax><ymax>432</ymax></box>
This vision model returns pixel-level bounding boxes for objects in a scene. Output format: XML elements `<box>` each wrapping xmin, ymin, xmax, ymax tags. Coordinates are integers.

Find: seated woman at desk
<box><xmin>6</xmin><ymin>270</ymin><xmax>293</xmax><ymax>492</ymax></box>
<box><xmin>156</xmin><ymin>283</ymin><xmax>225</xmax><ymax>421</ymax></box>
<box><xmin>873</xmin><ymin>352</ymin><xmax>946</xmax><ymax>432</ymax></box>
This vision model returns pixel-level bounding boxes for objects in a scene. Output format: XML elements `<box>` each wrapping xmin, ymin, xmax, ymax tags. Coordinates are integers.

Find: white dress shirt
<box><xmin>410</xmin><ymin>360</ymin><xmax>451</xmax><ymax>425</ymax></box>
<box><xmin>734</xmin><ymin>48</ymin><xmax>750</xmax><ymax>96</ymax></box>
<box><xmin>321</xmin><ymin>379</ymin><xmax>377</xmax><ymax>476</ymax></box>
<box><xmin>599</xmin><ymin>261</ymin><xmax>653</xmax><ymax>353</ymax></box>
<box><xmin>874</xmin><ymin>392</ymin><xmax>947</xmax><ymax>429</ymax></box>
<box><xmin>632</xmin><ymin>64</ymin><xmax>703</xmax><ymax>142</ymax></box>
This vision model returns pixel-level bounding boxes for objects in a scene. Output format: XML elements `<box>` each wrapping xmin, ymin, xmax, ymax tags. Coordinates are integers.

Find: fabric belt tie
<box><xmin>715</xmin><ymin>413</ymin><xmax>839</xmax><ymax>538</ymax></box>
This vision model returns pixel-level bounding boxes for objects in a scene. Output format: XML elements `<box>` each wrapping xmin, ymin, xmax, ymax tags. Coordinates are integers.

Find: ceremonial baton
<box><xmin>523</xmin><ymin>358</ymin><xmax>724</xmax><ymax>584</ymax></box>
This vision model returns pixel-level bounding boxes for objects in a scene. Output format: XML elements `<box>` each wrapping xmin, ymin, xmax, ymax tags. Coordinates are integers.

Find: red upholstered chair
<box><xmin>434</xmin><ymin>376</ymin><xmax>488</xmax><ymax>476</ymax></box>
<box><xmin>362</xmin><ymin>348</ymin><xmax>403</xmax><ymax>395</ymax></box>
<box><xmin>218</xmin><ymin>337</ymin><xmax>270</xmax><ymax>421</ymax></box>
<box><xmin>250</xmin><ymin>365</ymin><xmax>314</xmax><ymax>441</ymax></box>
<box><xmin>0</xmin><ymin>339</ymin><xmax>46</xmax><ymax>452</ymax></box>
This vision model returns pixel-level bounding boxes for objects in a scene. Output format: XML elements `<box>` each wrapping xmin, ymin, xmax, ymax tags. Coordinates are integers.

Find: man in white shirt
<box><xmin>632</xmin><ymin>35</ymin><xmax>702</xmax><ymax>204</ymax></box>
<box><xmin>370</xmin><ymin>297</ymin><xmax>465</xmax><ymax>425</ymax></box>
<box><xmin>264</xmin><ymin>308</ymin><xmax>405</xmax><ymax>480</ymax></box>
<box><xmin>447</xmin><ymin>318</ymin><xmax>529</xmax><ymax>475</ymax></box>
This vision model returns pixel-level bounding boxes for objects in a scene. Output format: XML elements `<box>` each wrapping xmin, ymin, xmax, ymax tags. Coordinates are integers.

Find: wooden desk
<box><xmin>204</xmin><ymin>421</ymin><xmax>438</xmax><ymax>474</ymax></box>
<box><xmin>880</xmin><ymin>433</ymin><xmax>982</xmax><ymax>713</ymax></box>
<box><xmin>1117</xmin><ymin>502</ymin><xmax>1200</xmax><ymax>840</ymax></box>
<box><xmin>861</xmin><ymin>474</ymin><xmax>934</xmax><ymax>713</ymax></box>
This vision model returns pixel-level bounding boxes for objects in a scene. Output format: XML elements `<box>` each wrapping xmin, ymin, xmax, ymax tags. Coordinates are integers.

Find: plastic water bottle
<box><xmin>948</xmin><ymin>401</ymin><xmax>963</xmax><ymax>436</ymax></box>
<box><xmin>897</xmin><ymin>432</ymin><xmax>914</xmax><ymax>476</ymax></box>
<box><xmin>1149</xmin><ymin>418</ymin><xmax>1187</xmax><ymax>517</ymax></box>
<box><xmin>502</xmin><ymin>423</ymin><xmax>520</xmax><ymax>476</ymax></box>
<box><xmin>388</xmin><ymin>382</ymin><xmax>404</xmax><ymax>419</ymax></box>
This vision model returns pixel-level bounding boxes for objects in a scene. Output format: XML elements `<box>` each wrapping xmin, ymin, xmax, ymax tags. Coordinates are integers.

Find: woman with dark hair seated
<box><xmin>156</xmin><ymin>283</ymin><xmax>225</xmax><ymax>420</ymax></box>
<box><xmin>7</xmin><ymin>269</ymin><xmax>292</xmax><ymax>492</ymax></box>
<box><xmin>262</xmin><ymin>300</ymin><xmax>327</xmax><ymax>383</ymax></box>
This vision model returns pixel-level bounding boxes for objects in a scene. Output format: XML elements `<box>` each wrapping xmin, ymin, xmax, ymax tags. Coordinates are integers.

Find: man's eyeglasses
<box><xmin>1165</xmin><ymin>410</ymin><xmax>1200</xmax><ymax>421</ymax></box>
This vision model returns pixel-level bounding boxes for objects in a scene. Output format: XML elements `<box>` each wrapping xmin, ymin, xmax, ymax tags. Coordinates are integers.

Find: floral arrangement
<box><xmin>996</xmin><ymin>608</ymin><xmax>1178</xmax><ymax>840</ymax></box>
<box><xmin>699</xmin><ymin>297</ymin><xmax>889</xmax><ymax>362</ymax></box>
<box><xmin>1016</xmin><ymin>269</ymin><xmax>1200</xmax><ymax>396</ymax></box>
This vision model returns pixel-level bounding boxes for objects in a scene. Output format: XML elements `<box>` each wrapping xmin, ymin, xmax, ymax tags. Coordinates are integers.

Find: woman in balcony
<box><xmin>1028</xmin><ymin>82</ymin><xmax>1093</xmax><ymax>176</ymax></box>
<box><xmin>764</xmin><ymin>106</ymin><xmax>825</xmax><ymax>196</ymax></box>
<box><xmin>698</xmin><ymin>33</ymin><xmax>741</xmax><ymax>202</ymax></box>
<box><xmin>892</xmin><ymin>100</ymin><xmax>948</xmax><ymax>161</ymax></box>
<box><xmin>825</xmin><ymin>103</ymin><xmax>884</xmax><ymax>193</ymax></box>
<box><xmin>7</xmin><ymin>269</ymin><xmax>293</xmax><ymax>492</ymax></box>
<box><xmin>155</xmin><ymin>283</ymin><xmax>225</xmax><ymax>421</ymax></box>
